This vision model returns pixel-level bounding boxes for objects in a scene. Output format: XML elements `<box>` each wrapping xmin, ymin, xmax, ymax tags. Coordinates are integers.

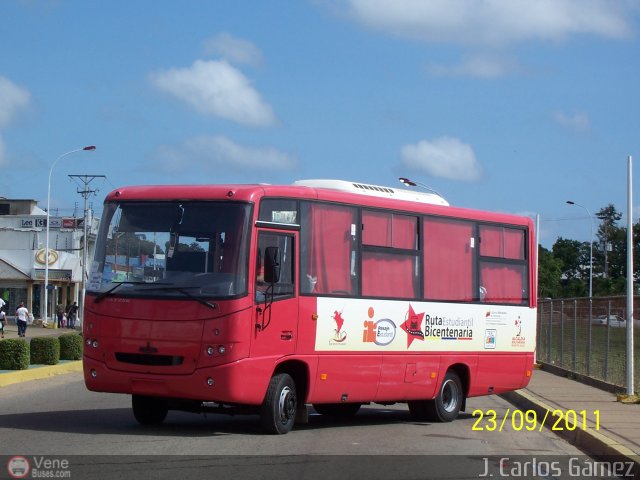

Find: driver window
<box><xmin>256</xmin><ymin>232</ymin><xmax>295</xmax><ymax>301</ymax></box>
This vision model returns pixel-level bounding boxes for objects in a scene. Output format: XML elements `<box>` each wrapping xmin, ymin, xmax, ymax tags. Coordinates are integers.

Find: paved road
<box><xmin>0</xmin><ymin>372</ymin><xmax>586</xmax><ymax>457</ymax></box>
<box><xmin>0</xmin><ymin>373</ymin><xmax>608</xmax><ymax>479</ymax></box>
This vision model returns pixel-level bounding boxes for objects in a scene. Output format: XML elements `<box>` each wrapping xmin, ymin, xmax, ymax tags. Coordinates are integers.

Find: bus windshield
<box><xmin>88</xmin><ymin>201</ymin><xmax>251</xmax><ymax>299</ymax></box>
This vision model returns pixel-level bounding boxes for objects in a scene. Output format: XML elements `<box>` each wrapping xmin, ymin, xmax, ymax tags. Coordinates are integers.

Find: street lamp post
<box><xmin>43</xmin><ymin>146</ymin><xmax>96</xmax><ymax>326</ymax></box>
<box><xmin>566</xmin><ymin>200</ymin><xmax>594</xmax><ymax>298</ymax></box>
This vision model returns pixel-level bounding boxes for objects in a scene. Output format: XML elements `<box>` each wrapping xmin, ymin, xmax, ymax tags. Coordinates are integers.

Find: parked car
<box><xmin>591</xmin><ymin>315</ymin><xmax>627</xmax><ymax>328</ymax></box>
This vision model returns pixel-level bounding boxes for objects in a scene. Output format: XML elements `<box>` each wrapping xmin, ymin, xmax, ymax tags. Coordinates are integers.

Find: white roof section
<box><xmin>292</xmin><ymin>179</ymin><xmax>449</xmax><ymax>206</ymax></box>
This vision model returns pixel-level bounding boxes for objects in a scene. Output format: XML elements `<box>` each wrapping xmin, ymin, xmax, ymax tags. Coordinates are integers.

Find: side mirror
<box><xmin>264</xmin><ymin>246</ymin><xmax>281</xmax><ymax>284</ymax></box>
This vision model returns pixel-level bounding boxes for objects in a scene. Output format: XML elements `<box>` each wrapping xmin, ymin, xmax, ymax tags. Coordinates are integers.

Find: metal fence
<box><xmin>537</xmin><ymin>296</ymin><xmax>640</xmax><ymax>392</ymax></box>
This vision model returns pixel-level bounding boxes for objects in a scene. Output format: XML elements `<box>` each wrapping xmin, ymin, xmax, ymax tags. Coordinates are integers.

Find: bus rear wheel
<box><xmin>409</xmin><ymin>371</ymin><xmax>463</xmax><ymax>422</ymax></box>
<box><xmin>132</xmin><ymin>395</ymin><xmax>169</xmax><ymax>426</ymax></box>
<box><xmin>260</xmin><ymin>373</ymin><xmax>297</xmax><ymax>434</ymax></box>
<box><xmin>313</xmin><ymin>403</ymin><xmax>361</xmax><ymax>417</ymax></box>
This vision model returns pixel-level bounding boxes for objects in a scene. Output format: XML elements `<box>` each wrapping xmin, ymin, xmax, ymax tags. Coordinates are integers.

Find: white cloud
<box><xmin>154</xmin><ymin>135</ymin><xmax>297</xmax><ymax>173</ymax></box>
<box><xmin>553</xmin><ymin>110</ymin><xmax>591</xmax><ymax>132</ymax></box>
<box><xmin>203</xmin><ymin>32</ymin><xmax>264</xmax><ymax>67</ymax></box>
<box><xmin>341</xmin><ymin>0</ymin><xmax>633</xmax><ymax>46</ymax></box>
<box><xmin>427</xmin><ymin>54</ymin><xmax>519</xmax><ymax>78</ymax></box>
<box><xmin>149</xmin><ymin>60</ymin><xmax>276</xmax><ymax>127</ymax></box>
<box><xmin>401</xmin><ymin>136</ymin><xmax>481</xmax><ymax>182</ymax></box>
<box><xmin>0</xmin><ymin>76</ymin><xmax>31</xmax><ymax>127</ymax></box>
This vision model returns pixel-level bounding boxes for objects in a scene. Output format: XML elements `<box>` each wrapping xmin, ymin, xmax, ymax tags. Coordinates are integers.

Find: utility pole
<box><xmin>626</xmin><ymin>155</ymin><xmax>634</xmax><ymax>396</ymax></box>
<box><xmin>68</xmin><ymin>174</ymin><xmax>106</xmax><ymax>325</ymax></box>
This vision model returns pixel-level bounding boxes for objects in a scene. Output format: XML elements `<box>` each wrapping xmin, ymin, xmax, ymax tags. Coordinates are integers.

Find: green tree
<box><xmin>549</xmin><ymin>237</ymin><xmax>591</xmax><ymax>298</ymax></box>
<box><xmin>540</xmin><ymin>206</ymin><xmax>640</xmax><ymax>299</ymax></box>
<box><xmin>106</xmin><ymin>232</ymin><xmax>161</xmax><ymax>256</ymax></box>
<box><xmin>634</xmin><ymin>222</ymin><xmax>640</xmax><ymax>283</ymax></box>
<box><xmin>537</xmin><ymin>246</ymin><xmax>562</xmax><ymax>298</ymax></box>
<box><xmin>552</xmin><ymin>237</ymin><xmax>585</xmax><ymax>280</ymax></box>
<box><xmin>594</xmin><ymin>204</ymin><xmax>622</xmax><ymax>279</ymax></box>
<box><xmin>561</xmin><ymin>277</ymin><xmax>588</xmax><ymax>298</ymax></box>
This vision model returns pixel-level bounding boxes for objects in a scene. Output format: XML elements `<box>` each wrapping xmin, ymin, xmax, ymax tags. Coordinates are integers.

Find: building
<box><xmin>0</xmin><ymin>197</ymin><xmax>96</xmax><ymax>321</ymax></box>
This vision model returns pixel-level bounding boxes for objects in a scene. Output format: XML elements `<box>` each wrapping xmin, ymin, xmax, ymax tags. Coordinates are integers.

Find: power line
<box><xmin>540</xmin><ymin>216</ymin><xmax>596</xmax><ymax>223</ymax></box>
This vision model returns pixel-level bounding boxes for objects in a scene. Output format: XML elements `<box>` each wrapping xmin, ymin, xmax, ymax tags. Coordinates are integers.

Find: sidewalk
<box><xmin>0</xmin><ymin>322</ymin><xmax>83</xmax><ymax>387</ymax></box>
<box><xmin>1</xmin><ymin>320</ymin><xmax>81</xmax><ymax>340</ymax></box>
<box><xmin>502</xmin><ymin>366</ymin><xmax>640</xmax><ymax>471</ymax></box>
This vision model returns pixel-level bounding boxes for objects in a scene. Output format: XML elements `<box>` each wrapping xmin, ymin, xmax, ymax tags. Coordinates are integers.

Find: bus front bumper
<box><xmin>83</xmin><ymin>356</ymin><xmax>272</xmax><ymax>405</ymax></box>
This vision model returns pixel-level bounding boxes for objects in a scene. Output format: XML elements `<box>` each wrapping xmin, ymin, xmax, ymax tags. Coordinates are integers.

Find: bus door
<box><xmin>251</xmin><ymin>231</ymin><xmax>298</xmax><ymax>358</ymax></box>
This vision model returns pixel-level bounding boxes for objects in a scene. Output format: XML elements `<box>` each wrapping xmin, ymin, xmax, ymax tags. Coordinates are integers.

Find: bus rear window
<box><xmin>479</xmin><ymin>225</ymin><xmax>528</xmax><ymax>304</ymax></box>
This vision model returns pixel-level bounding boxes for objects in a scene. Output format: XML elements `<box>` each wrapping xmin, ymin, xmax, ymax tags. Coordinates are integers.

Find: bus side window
<box><xmin>300</xmin><ymin>202</ymin><xmax>357</xmax><ymax>296</ymax></box>
<box><xmin>361</xmin><ymin>211</ymin><xmax>419</xmax><ymax>299</ymax></box>
<box><xmin>423</xmin><ymin>218</ymin><xmax>475</xmax><ymax>302</ymax></box>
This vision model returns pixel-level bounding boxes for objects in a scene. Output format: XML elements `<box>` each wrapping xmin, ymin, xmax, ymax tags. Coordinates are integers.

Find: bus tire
<box><xmin>132</xmin><ymin>395</ymin><xmax>169</xmax><ymax>426</ymax></box>
<box><xmin>260</xmin><ymin>373</ymin><xmax>297</xmax><ymax>434</ymax></box>
<box><xmin>425</xmin><ymin>370</ymin><xmax>463</xmax><ymax>422</ymax></box>
<box><xmin>313</xmin><ymin>403</ymin><xmax>361</xmax><ymax>417</ymax></box>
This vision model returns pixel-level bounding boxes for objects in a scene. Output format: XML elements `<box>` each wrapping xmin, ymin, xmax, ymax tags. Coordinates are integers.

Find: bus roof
<box><xmin>291</xmin><ymin>179</ymin><xmax>449</xmax><ymax>206</ymax></box>
<box><xmin>104</xmin><ymin>180</ymin><xmax>532</xmax><ymax>228</ymax></box>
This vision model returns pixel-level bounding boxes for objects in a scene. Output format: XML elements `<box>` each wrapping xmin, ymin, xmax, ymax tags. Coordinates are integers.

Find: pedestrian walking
<box><xmin>0</xmin><ymin>308</ymin><xmax>5</xmax><ymax>338</ymax></box>
<box><xmin>16</xmin><ymin>302</ymin><xmax>29</xmax><ymax>338</ymax></box>
<box><xmin>56</xmin><ymin>303</ymin><xmax>65</xmax><ymax>329</ymax></box>
<box><xmin>67</xmin><ymin>302</ymin><xmax>78</xmax><ymax>329</ymax></box>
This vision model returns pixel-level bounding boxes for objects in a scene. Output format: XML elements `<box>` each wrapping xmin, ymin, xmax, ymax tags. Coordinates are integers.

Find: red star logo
<box><xmin>400</xmin><ymin>304</ymin><xmax>425</xmax><ymax>348</ymax></box>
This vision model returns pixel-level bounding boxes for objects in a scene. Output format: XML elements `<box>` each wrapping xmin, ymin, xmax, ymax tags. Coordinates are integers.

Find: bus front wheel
<box><xmin>409</xmin><ymin>371</ymin><xmax>463</xmax><ymax>422</ymax></box>
<box><xmin>132</xmin><ymin>395</ymin><xmax>169</xmax><ymax>426</ymax></box>
<box><xmin>260</xmin><ymin>373</ymin><xmax>297</xmax><ymax>434</ymax></box>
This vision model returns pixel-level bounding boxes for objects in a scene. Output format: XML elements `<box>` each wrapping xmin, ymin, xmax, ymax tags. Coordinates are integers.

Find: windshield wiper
<box><xmin>142</xmin><ymin>286</ymin><xmax>218</xmax><ymax>310</ymax></box>
<box><xmin>93</xmin><ymin>281</ymin><xmax>170</xmax><ymax>303</ymax></box>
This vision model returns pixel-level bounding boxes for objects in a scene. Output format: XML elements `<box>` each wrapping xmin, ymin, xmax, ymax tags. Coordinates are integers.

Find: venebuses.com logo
<box><xmin>7</xmin><ymin>456</ymin><xmax>71</xmax><ymax>478</ymax></box>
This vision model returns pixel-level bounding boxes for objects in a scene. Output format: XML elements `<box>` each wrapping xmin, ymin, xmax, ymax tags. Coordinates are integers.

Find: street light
<box><xmin>398</xmin><ymin>177</ymin><xmax>444</xmax><ymax>197</ymax></box>
<box><xmin>566</xmin><ymin>200</ymin><xmax>594</xmax><ymax>298</ymax></box>
<box><xmin>43</xmin><ymin>146</ymin><xmax>96</xmax><ymax>326</ymax></box>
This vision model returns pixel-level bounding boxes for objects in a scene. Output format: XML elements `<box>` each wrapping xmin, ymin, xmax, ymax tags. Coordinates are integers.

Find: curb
<box><xmin>501</xmin><ymin>390</ymin><xmax>640</xmax><ymax>475</ymax></box>
<box><xmin>0</xmin><ymin>361</ymin><xmax>82</xmax><ymax>387</ymax></box>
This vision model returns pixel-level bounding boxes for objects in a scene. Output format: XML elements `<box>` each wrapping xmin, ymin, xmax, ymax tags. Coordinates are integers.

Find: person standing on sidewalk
<box><xmin>16</xmin><ymin>302</ymin><xmax>29</xmax><ymax>338</ymax></box>
<box><xmin>0</xmin><ymin>308</ymin><xmax>5</xmax><ymax>338</ymax></box>
<box><xmin>67</xmin><ymin>302</ymin><xmax>78</xmax><ymax>329</ymax></box>
<box><xmin>56</xmin><ymin>303</ymin><xmax>65</xmax><ymax>329</ymax></box>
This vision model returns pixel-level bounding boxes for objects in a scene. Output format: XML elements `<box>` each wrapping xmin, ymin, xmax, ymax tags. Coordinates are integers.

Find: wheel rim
<box><xmin>441</xmin><ymin>379</ymin><xmax>459</xmax><ymax>413</ymax></box>
<box><xmin>278</xmin><ymin>386</ymin><xmax>296</xmax><ymax>424</ymax></box>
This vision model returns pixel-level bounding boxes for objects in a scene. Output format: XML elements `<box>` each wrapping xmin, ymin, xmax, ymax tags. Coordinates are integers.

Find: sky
<box><xmin>1</xmin><ymin>0</ymin><xmax>639</xmax><ymax>248</ymax></box>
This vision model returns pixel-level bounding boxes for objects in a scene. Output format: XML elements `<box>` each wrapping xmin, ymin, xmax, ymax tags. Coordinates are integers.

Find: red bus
<box><xmin>83</xmin><ymin>179</ymin><xmax>537</xmax><ymax>434</ymax></box>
